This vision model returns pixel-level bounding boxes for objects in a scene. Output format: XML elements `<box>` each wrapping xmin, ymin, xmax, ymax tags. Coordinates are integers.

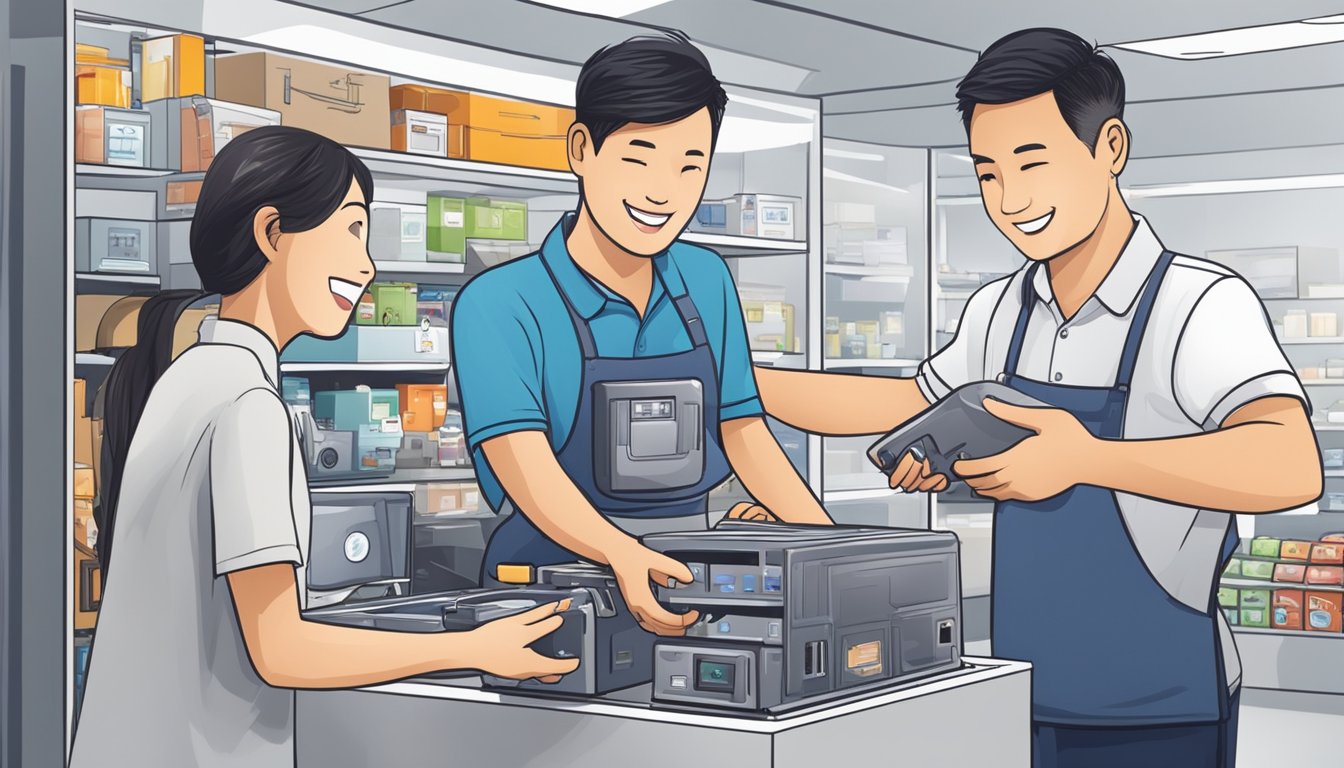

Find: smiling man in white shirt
<box><xmin>755</xmin><ymin>27</ymin><xmax>1321</xmax><ymax>768</ymax></box>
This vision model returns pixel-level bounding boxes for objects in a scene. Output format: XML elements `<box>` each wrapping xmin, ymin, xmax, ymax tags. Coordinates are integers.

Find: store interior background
<box><xmin>3</xmin><ymin>1</ymin><xmax>1344</xmax><ymax>765</ymax></box>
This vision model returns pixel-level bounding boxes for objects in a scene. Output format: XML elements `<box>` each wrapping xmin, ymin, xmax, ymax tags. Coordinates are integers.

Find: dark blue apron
<box><xmin>482</xmin><ymin>254</ymin><xmax>733</xmax><ymax>579</ymax></box>
<box><xmin>993</xmin><ymin>250</ymin><xmax>1238</xmax><ymax>728</ymax></box>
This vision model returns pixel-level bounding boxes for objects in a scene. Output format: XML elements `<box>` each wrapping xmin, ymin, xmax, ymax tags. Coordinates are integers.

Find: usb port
<box><xmin>803</xmin><ymin>640</ymin><xmax>827</xmax><ymax>679</ymax></box>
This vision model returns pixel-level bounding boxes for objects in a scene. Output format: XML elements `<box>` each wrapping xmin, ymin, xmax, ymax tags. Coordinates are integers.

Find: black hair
<box><xmin>575</xmin><ymin>30</ymin><xmax>728</xmax><ymax>154</ymax></box>
<box><xmin>95</xmin><ymin>126</ymin><xmax>373</xmax><ymax>573</ymax></box>
<box><xmin>955</xmin><ymin>28</ymin><xmax>1126</xmax><ymax>153</ymax></box>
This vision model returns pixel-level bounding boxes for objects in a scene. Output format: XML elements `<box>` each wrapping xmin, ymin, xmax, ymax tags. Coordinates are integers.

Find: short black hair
<box><xmin>575</xmin><ymin>31</ymin><xmax>729</xmax><ymax>154</ymax></box>
<box><xmin>956</xmin><ymin>28</ymin><xmax>1126</xmax><ymax>153</ymax></box>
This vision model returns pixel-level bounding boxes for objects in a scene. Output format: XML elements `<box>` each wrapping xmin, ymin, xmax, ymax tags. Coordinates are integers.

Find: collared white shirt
<box><xmin>918</xmin><ymin>213</ymin><xmax>1308</xmax><ymax>690</ymax></box>
<box><xmin>71</xmin><ymin>317</ymin><xmax>312</xmax><ymax>768</ymax></box>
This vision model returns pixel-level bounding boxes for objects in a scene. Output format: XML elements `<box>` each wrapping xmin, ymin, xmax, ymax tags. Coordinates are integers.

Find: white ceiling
<box><xmin>275</xmin><ymin>1</ymin><xmax>1344</xmax><ymax>159</ymax></box>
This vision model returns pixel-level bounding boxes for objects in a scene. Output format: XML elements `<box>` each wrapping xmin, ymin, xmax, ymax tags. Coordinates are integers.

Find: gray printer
<box><xmin>643</xmin><ymin>522</ymin><xmax>962</xmax><ymax>712</ymax></box>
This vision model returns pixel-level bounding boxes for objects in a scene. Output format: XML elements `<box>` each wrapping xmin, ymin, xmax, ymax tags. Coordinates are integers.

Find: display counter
<box><xmin>296</xmin><ymin>656</ymin><xmax>1031</xmax><ymax>768</ymax></box>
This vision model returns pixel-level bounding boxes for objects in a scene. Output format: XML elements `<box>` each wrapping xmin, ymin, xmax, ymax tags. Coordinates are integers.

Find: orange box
<box><xmin>397</xmin><ymin>384</ymin><xmax>449</xmax><ymax>432</ymax></box>
<box><xmin>1323</xmin><ymin>533</ymin><xmax>1344</xmax><ymax>543</ymax></box>
<box><xmin>140</xmin><ymin>34</ymin><xmax>206</xmax><ymax>102</ymax></box>
<box><xmin>74</xmin><ymin>463</ymin><xmax>95</xmax><ymax>500</ymax></box>
<box><xmin>1305</xmin><ymin>591</ymin><xmax>1342</xmax><ymax>633</ymax></box>
<box><xmin>1273</xmin><ymin>589</ymin><xmax>1304</xmax><ymax>630</ymax></box>
<box><xmin>95</xmin><ymin>295</ymin><xmax>149</xmax><ymax>349</ymax></box>
<box><xmin>75</xmin><ymin>541</ymin><xmax>102</xmax><ymax>630</ymax></box>
<box><xmin>75</xmin><ymin>415</ymin><xmax>95</xmax><ymax>468</ymax></box>
<box><xmin>1310</xmin><ymin>541</ymin><xmax>1344</xmax><ymax>564</ymax></box>
<box><xmin>74</xmin><ymin>377</ymin><xmax>87</xmax><ymax>418</ymax></box>
<box><xmin>389</xmin><ymin>85</ymin><xmax>573</xmax><ymax>171</ymax></box>
<box><xmin>166</xmin><ymin>179</ymin><xmax>203</xmax><ymax>207</ymax></box>
<box><xmin>76</xmin><ymin>64</ymin><xmax>131</xmax><ymax>108</ymax></box>
<box><xmin>1273</xmin><ymin>563</ymin><xmax>1307</xmax><ymax>583</ymax></box>
<box><xmin>1306</xmin><ymin>565</ymin><xmax>1344</xmax><ymax>586</ymax></box>
<box><xmin>1281</xmin><ymin>540</ymin><xmax>1312</xmax><ymax>561</ymax></box>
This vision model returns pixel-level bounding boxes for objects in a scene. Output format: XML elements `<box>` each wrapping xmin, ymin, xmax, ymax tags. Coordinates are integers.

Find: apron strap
<box><xmin>672</xmin><ymin>295</ymin><xmax>711</xmax><ymax>348</ymax></box>
<box><xmin>1002</xmin><ymin>261</ymin><xmax>1042</xmax><ymax>379</ymax></box>
<box><xmin>1114</xmin><ymin>250</ymin><xmax>1176</xmax><ymax>391</ymax></box>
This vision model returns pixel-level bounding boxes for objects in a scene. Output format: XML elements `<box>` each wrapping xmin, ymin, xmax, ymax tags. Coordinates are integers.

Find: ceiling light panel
<box><xmin>1114</xmin><ymin>15</ymin><xmax>1344</xmax><ymax>60</ymax></box>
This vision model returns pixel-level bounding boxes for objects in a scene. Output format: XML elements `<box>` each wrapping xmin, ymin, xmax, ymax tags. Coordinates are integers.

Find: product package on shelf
<box><xmin>427</xmin><ymin>195</ymin><xmax>466</xmax><ymax>263</ymax></box>
<box><xmin>76</xmin><ymin>42</ymin><xmax>131</xmax><ymax>108</ymax></box>
<box><xmin>1306</xmin><ymin>591</ymin><xmax>1342</xmax><ymax>632</ymax></box>
<box><xmin>76</xmin><ymin>106</ymin><xmax>152</xmax><ymax>167</ymax></box>
<box><xmin>146</xmin><ymin>96</ymin><xmax>281</xmax><ymax>171</ymax></box>
<box><xmin>214</xmin><ymin>52</ymin><xmax>392</xmax><ymax>150</ymax></box>
<box><xmin>389</xmin><ymin>85</ymin><xmax>573</xmax><ymax>170</ymax></box>
<box><xmin>1273</xmin><ymin>589</ymin><xmax>1305</xmax><ymax>630</ymax></box>
<box><xmin>370</xmin><ymin>203</ymin><xmax>428</xmax><ymax>262</ymax></box>
<box><xmin>139</xmin><ymin>33</ymin><xmax>206</xmax><ymax>102</ymax></box>
<box><xmin>391</xmin><ymin>109</ymin><xmax>449</xmax><ymax>158</ymax></box>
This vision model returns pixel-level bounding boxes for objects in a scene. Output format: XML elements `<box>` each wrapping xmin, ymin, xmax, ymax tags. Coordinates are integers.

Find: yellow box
<box><xmin>74</xmin><ymin>464</ymin><xmax>96</xmax><ymax>500</ymax></box>
<box><xmin>390</xmin><ymin>85</ymin><xmax>573</xmax><ymax>170</ymax></box>
<box><xmin>76</xmin><ymin>64</ymin><xmax>131</xmax><ymax>108</ymax></box>
<box><xmin>141</xmin><ymin>34</ymin><xmax>206</xmax><ymax>102</ymax></box>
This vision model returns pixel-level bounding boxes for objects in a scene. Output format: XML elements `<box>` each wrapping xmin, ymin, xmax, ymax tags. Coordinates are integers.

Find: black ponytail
<box><xmin>95</xmin><ymin>126</ymin><xmax>373</xmax><ymax>573</ymax></box>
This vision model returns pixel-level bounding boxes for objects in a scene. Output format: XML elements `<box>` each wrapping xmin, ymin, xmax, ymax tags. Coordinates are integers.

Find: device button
<box><xmin>1060</xmin><ymin>328</ymin><xmax>1069</xmax><ymax>339</ymax></box>
<box><xmin>670</xmin><ymin>675</ymin><xmax>688</xmax><ymax>689</ymax></box>
<box><xmin>1054</xmin><ymin>372</ymin><xmax>1063</xmax><ymax>382</ymax></box>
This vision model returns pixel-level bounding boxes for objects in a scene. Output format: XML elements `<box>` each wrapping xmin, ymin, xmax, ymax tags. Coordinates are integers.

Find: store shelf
<box><xmin>1262</xmin><ymin>296</ymin><xmax>1344</xmax><ymax>301</ymax></box>
<box><xmin>681</xmin><ymin>232</ymin><xmax>808</xmax><ymax>256</ymax></box>
<box><xmin>349</xmin><ymin>147</ymin><xmax>578</xmax><ymax>195</ymax></box>
<box><xmin>1280</xmin><ymin>337</ymin><xmax>1344</xmax><ymax>345</ymax></box>
<box><xmin>76</xmin><ymin>163</ymin><xmax>177</xmax><ymax>178</ymax></box>
<box><xmin>751</xmin><ymin>350</ymin><xmax>806</xmax><ymax>368</ymax></box>
<box><xmin>75</xmin><ymin>353</ymin><xmax>116</xmax><ymax>367</ymax></box>
<box><xmin>824</xmin><ymin>358</ymin><xmax>921</xmax><ymax>369</ymax></box>
<box><xmin>1302</xmin><ymin>379</ymin><xmax>1344</xmax><ymax>386</ymax></box>
<box><xmin>1231</xmin><ymin>626</ymin><xmax>1344</xmax><ymax>639</ymax></box>
<box><xmin>824</xmin><ymin>487</ymin><xmax>897</xmax><ymax>503</ymax></box>
<box><xmin>374</xmin><ymin>261</ymin><xmax>466</xmax><ymax>276</ymax></box>
<box><xmin>75</xmin><ymin>272</ymin><xmax>161</xmax><ymax>295</ymax></box>
<box><xmin>824</xmin><ymin>263</ymin><xmax>913</xmax><ymax>278</ymax></box>
<box><xmin>1221</xmin><ymin>576</ymin><xmax>1344</xmax><ymax>594</ymax></box>
<box><xmin>309</xmin><ymin>466</ymin><xmax>476</xmax><ymax>490</ymax></box>
<box><xmin>1313</xmin><ymin>424</ymin><xmax>1344</xmax><ymax>431</ymax></box>
<box><xmin>936</xmin><ymin>290</ymin><xmax>975</xmax><ymax>301</ymax></box>
<box><xmin>1325</xmin><ymin>470</ymin><xmax>1344</xmax><ymax>477</ymax></box>
<box><xmin>280</xmin><ymin>361</ymin><xmax>450</xmax><ymax>373</ymax></box>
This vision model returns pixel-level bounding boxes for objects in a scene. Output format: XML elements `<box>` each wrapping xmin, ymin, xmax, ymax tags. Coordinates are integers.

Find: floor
<box><xmin>965</xmin><ymin>641</ymin><xmax>1344</xmax><ymax>767</ymax></box>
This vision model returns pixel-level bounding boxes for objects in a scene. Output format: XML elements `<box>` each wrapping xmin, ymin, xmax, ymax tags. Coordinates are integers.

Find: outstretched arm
<box><xmin>754</xmin><ymin>367</ymin><xmax>930</xmax><ymax>436</ymax></box>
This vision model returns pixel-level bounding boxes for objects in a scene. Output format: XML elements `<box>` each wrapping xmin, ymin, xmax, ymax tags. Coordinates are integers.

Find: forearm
<box><xmin>754</xmin><ymin>367</ymin><xmax>929</xmax><ymax>436</ymax></box>
<box><xmin>1085</xmin><ymin>405</ymin><xmax>1321</xmax><ymax>513</ymax></box>
<box><xmin>272</xmin><ymin>617</ymin><xmax>481</xmax><ymax>689</ymax></box>
<box><xmin>722</xmin><ymin>416</ymin><xmax>832</xmax><ymax>524</ymax></box>
<box><xmin>482</xmin><ymin>431</ymin><xmax>637</xmax><ymax>565</ymax></box>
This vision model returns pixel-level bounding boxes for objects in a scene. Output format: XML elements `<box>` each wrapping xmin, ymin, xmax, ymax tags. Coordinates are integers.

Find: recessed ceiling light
<box><xmin>824</xmin><ymin>148</ymin><xmax>885</xmax><ymax>162</ymax></box>
<box><xmin>527</xmin><ymin>0</ymin><xmax>674</xmax><ymax>18</ymax></box>
<box><xmin>824</xmin><ymin>168</ymin><xmax>909</xmax><ymax>194</ymax></box>
<box><xmin>1123</xmin><ymin>173</ymin><xmax>1344</xmax><ymax>198</ymax></box>
<box><xmin>1113</xmin><ymin>14</ymin><xmax>1344</xmax><ymax>60</ymax></box>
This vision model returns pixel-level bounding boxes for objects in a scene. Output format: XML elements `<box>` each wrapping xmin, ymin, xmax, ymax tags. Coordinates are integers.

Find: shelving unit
<box><xmin>280</xmin><ymin>362</ymin><xmax>451</xmax><ymax>373</ymax></box>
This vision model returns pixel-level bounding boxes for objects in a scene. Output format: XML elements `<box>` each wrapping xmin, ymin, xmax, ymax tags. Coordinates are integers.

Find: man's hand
<box><xmin>887</xmin><ymin>450</ymin><xmax>951</xmax><ymax>494</ymax></box>
<box><xmin>952</xmin><ymin>398</ymin><xmax>1099</xmax><ymax>502</ymax></box>
<box><xmin>463</xmin><ymin>600</ymin><xmax>583</xmax><ymax>684</ymax></box>
<box><xmin>723</xmin><ymin>501</ymin><xmax>779</xmax><ymax>522</ymax></box>
<box><xmin>607</xmin><ymin>542</ymin><xmax>700</xmax><ymax>636</ymax></box>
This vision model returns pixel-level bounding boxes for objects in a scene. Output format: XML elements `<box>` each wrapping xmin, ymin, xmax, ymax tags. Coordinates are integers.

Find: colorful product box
<box><xmin>1240</xmin><ymin>559</ymin><xmax>1276</xmax><ymax>580</ymax></box>
<box><xmin>1223</xmin><ymin>558</ymin><xmax>1242</xmax><ymax>577</ymax></box>
<box><xmin>1305</xmin><ymin>565</ymin><xmax>1344</xmax><ymax>586</ymax></box>
<box><xmin>1249</xmin><ymin>537</ymin><xmax>1283</xmax><ymax>558</ymax></box>
<box><xmin>1306</xmin><ymin>591</ymin><xmax>1343</xmax><ymax>633</ymax></box>
<box><xmin>1274</xmin><ymin>563</ymin><xmax>1307</xmax><ymax>583</ymax></box>
<box><xmin>1240</xmin><ymin>608</ymin><xmax>1270</xmax><ymax>628</ymax></box>
<box><xmin>1322</xmin><ymin>533</ymin><xmax>1344</xmax><ymax>543</ymax></box>
<box><xmin>1217</xmin><ymin>587</ymin><xmax>1239</xmax><ymax>608</ymax></box>
<box><xmin>426</xmin><ymin>195</ymin><xmax>466</xmax><ymax>263</ymax></box>
<box><xmin>1223</xmin><ymin>608</ymin><xmax>1239</xmax><ymax>626</ymax></box>
<box><xmin>1310</xmin><ymin>541</ymin><xmax>1344</xmax><ymax>564</ymax></box>
<box><xmin>1273</xmin><ymin>589</ymin><xmax>1304</xmax><ymax>631</ymax></box>
<box><xmin>357</xmin><ymin>283</ymin><xmax>419</xmax><ymax>327</ymax></box>
<box><xmin>1280</xmin><ymin>540</ymin><xmax>1313</xmax><ymax>561</ymax></box>
<box><xmin>1239</xmin><ymin>589</ymin><xmax>1270</xmax><ymax>609</ymax></box>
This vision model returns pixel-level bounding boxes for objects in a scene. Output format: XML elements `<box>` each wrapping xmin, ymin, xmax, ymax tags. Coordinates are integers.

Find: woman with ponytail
<box><xmin>70</xmin><ymin>126</ymin><xmax>577</xmax><ymax>768</ymax></box>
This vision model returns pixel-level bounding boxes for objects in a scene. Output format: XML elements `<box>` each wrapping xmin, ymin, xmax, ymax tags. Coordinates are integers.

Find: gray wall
<box><xmin>2</xmin><ymin>1</ymin><xmax>68</xmax><ymax>766</ymax></box>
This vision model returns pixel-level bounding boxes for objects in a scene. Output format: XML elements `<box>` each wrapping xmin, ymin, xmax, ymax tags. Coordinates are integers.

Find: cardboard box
<box><xmin>75</xmin><ymin>378</ymin><xmax>87</xmax><ymax>419</ymax></box>
<box><xmin>1305</xmin><ymin>591</ymin><xmax>1343</xmax><ymax>633</ymax></box>
<box><xmin>1239</xmin><ymin>588</ymin><xmax>1270</xmax><ymax>608</ymax></box>
<box><xmin>391</xmin><ymin>109</ymin><xmax>448</xmax><ymax>158</ymax></box>
<box><xmin>389</xmin><ymin>85</ymin><xmax>573</xmax><ymax>170</ymax></box>
<box><xmin>76</xmin><ymin>64</ymin><xmax>131</xmax><ymax>108</ymax></box>
<box><xmin>1250</xmin><ymin>537</ymin><xmax>1282</xmax><ymax>558</ymax></box>
<box><xmin>397</xmin><ymin>384</ymin><xmax>449</xmax><ymax>432</ymax></box>
<box><xmin>1281</xmin><ymin>540</ymin><xmax>1312</xmax><ymax>561</ymax></box>
<box><xmin>1273</xmin><ymin>563</ymin><xmax>1307</xmax><ymax>583</ymax></box>
<box><xmin>1306</xmin><ymin>565</ymin><xmax>1344</xmax><ymax>586</ymax></box>
<box><xmin>1239</xmin><ymin>607</ymin><xmax>1269</xmax><ymax>628</ymax></box>
<box><xmin>74</xmin><ymin>463</ymin><xmax>96</xmax><ymax>500</ymax></box>
<box><xmin>214</xmin><ymin>52</ymin><xmax>391</xmax><ymax>150</ymax></box>
<box><xmin>140</xmin><ymin>34</ymin><xmax>206</xmax><ymax>101</ymax></box>
<box><xmin>76</xmin><ymin>294</ymin><xmax>130</xmax><ymax>351</ymax></box>
<box><xmin>76</xmin><ymin>106</ymin><xmax>152</xmax><ymax>167</ymax></box>
<box><xmin>1216</xmin><ymin>587</ymin><xmax>1239</xmax><ymax>608</ymax></box>
<box><xmin>1310</xmin><ymin>541</ymin><xmax>1344</xmax><ymax>564</ymax></box>
<box><xmin>1273</xmin><ymin>589</ymin><xmax>1304</xmax><ymax>630</ymax></box>
<box><xmin>75</xmin><ymin>414</ymin><xmax>95</xmax><ymax>468</ymax></box>
<box><xmin>95</xmin><ymin>295</ymin><xmax>149</xmax><ymax>348</ymax></box>
<box><xmin>416</xmin><ymin>483</ymin><xmax>462</xmax><ymax>516</ymax></box>
<box><xmin>1240</xmin><ymin>559</ymin><xmax>1275</xmax><ymax>580</ymax></box>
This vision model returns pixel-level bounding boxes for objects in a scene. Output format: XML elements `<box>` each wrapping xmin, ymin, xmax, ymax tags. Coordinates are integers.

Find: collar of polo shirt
<box><xmin>199</xmin><ymin>317</ymin><xmax>281</xmax><ymax>389</ymax></box>
<box><xmin>540</xmin><ymin>211</ymin><xmax>681</xmax><ymax>321</ymax></box>
<box><xmin>1030</xmin><ymin>213</ymin><xmax>1168</xmax><ymax>317</ymax></box>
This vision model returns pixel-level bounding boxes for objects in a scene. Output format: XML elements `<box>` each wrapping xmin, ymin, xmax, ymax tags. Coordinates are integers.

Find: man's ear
<box><xmin>253</xmin><ymin>206</ymin><xmax>283</xmax><ymax>262</ymax></box>
<box><xmin>1099</xmin><ymin>118</ymin><xmax>1130</xmax><ymax>177</ymax></box>
<box><xmin>568</xmin><ymin>123</ymin><xmax>592</xmax><ymax>178</ymax></box>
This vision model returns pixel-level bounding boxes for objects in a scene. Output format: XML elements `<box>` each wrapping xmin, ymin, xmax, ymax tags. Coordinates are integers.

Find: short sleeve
<box><xmin>917</xmin><ymin>276</ymin><xmax>1011</xmax><ymax>402</ymax></box>
<box><xmin>451</xmin><ymin>281</ymin><xmax>549</xmax><ymax>450</ymax></box>
<box><xmin>713</xmin><ymin>259</ymin><xmax>765</xmax><ymax>422</ymax></box>
<box><xmin>1174</xmin><ymin>277</ymin><xmax>1309</xmax><ymax>428</ymax></box>
<box><xmin>210</xmin><ymin>388</ymin><xmax>302</xmax><ymax>576</ymax></box>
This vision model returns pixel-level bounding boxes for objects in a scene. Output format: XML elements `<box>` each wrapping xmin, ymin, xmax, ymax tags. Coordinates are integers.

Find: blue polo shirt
<box><xmin>451</xmin><ymin>212</ymin><xmax>765</xmax><ymax>513</ymax></box>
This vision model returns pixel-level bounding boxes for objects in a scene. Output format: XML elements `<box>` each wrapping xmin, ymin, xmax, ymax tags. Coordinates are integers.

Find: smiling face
<box><xmin>569</xmin><ymin>107</ymin><xmax>714</xmax><ymax>256</ymax></box>
<box><xmin>264</xmin><ymin>178</ymin><xmax>376</xmax><ymax>339</ymax></box>
<box><xmin>969</xmin><ymin>92</ymin><xmax>1124</xmax><ymax>262</ymax></box>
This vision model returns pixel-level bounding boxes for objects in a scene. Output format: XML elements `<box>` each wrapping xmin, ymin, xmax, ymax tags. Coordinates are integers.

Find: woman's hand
<box><xmin>724</xmin><ymin>501</ymin><xmax>779</xmax><ymax>522</ymax></box>
<box><xmin>461</xmin><ymin>600</ymin><xmax>582</xmax><ymax>683</ymax></box>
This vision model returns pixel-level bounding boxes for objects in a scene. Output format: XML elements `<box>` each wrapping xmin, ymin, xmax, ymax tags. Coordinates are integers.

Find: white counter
<box><xmin>296</xmin><ymin>656</ymin><xmax>1031</xmax><ymax>767</ymax></box>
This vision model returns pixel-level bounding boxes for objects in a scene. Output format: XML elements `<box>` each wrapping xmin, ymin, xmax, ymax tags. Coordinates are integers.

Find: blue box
<box><xmin>281</xmin><ymin>377</ymin><xmax>311</xmax><ymax>406</ymax></box>
<box><xmin>315</xmin><ymin>390</ymin><xmax>373</xmax><ymax>431</ymax></box>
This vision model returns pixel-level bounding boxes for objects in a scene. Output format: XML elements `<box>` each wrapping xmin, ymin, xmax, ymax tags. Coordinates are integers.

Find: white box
<box><xmin>392</xmin><ymin>109</ymin><xmax>449</xmax><ymax>158</ymax></box>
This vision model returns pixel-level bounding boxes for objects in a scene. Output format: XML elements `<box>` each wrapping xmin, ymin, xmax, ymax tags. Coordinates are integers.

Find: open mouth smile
<box><xmin>624</xmin><ymin>201</ymin><xmax>674</xmax><ymax>233</ymax></box>
<box><xmin>1013</xmin><ymin>209</ymin><xmax>1054</xmax><ymax>236</ymax></box>
<box><xmin>329</xmin><ymin>277</ymin><xmax>364</xmax><ymax>312</ymax></box>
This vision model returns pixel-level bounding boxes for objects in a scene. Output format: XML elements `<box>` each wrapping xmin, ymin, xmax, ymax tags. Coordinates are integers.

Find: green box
<box><xmin>360</xmin><ymin>282</ymin><xmax>418</xmax><ymax>327</ymax></box>
<box><xmin>1250</xmin><ymin>537</ymin><xmax>1283</xmax><ymax>559</ymax></box>
<box><xmin>1216</xmin><ymin>587</ymin><xmax>1239</xmax><ymax>608</ymax></box>
<box><xmin>1239</xmin><ymin>608</ymin><xmax>1269</xmax><ymax>628</ymax></box>
<box><xmin>369</xmin><ymin>389</ymin><xmax>400</xmax><ymax>424</ymax></box>
<box><xmin>315</xmin><ymin>389</ymin><xmax>372</xmax><ymax>431</ymax></box>
<box><xmin>1223</xmin><ymin>608</ymin><xmax>1239</xmax><ymax>626</ymax></box>
<box><xmin>465</xmin><ymin>197</ymin><xmax>527</xmax><ymax>241</ymax></box>
<box><xmin>427</xmin><ymin>195</ymin><xmax>466</xmax><ymax>262</ymax></box>
<box><xmin>1239</xmin><ymin>589</ymin><xmax>1270</xmax><ymax>609</ymax></box>
<box><xmin>1224</xmin><ymin>558</ymin><xmax>1243</xmax><ymax>577</ymax></box>
<box><xmin>1241</xmin><ymin>559</ymin><xmax>1276</xmax><ymax>580</ymax></box>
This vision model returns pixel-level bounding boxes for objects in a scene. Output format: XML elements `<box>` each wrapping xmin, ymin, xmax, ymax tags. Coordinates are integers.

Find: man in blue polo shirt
<box><xmin>451</xmin><ymin>32</ymin><xmax>831</xmax><ymax>636</ymax></box>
